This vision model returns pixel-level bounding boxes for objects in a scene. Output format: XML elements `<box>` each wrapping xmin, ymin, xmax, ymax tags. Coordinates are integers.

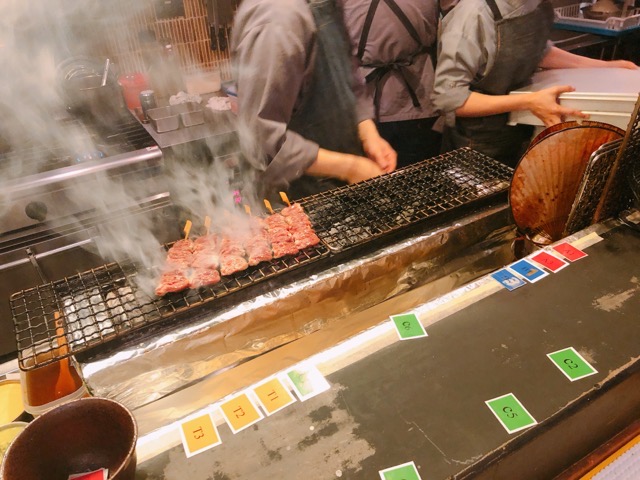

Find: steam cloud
<box><xmin>0</xmin><ymin>1</ymin><xmax>264</xmax><ymax>296</ymax></box>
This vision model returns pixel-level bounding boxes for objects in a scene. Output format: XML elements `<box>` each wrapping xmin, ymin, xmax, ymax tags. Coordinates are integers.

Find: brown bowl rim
<box><xmin>0</xmin><ymin>396</ymin><xmax>138</xmax><ymax>479</ymax></box>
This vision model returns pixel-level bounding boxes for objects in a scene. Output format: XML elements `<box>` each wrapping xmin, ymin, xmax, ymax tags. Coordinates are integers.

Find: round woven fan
<box><xmin>510</xmin><ymin>121</ymin><xmax>625</xmax><ymax>244</ymax></box>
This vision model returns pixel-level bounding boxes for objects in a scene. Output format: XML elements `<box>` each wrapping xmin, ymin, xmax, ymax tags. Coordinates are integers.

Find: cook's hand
<box><xmin>528</xmin><ymin>85</ymin><xmax>589</xmax><ymax>128</ymax></box>
<box><xmin>343</xmin><ymin>155</ymin><xmax>386</xmax><ymax>184</ymax></box>
<box><xmin>362</xmin><ymin>135</ymin><xmax>397</xmax><ymax>173</ymax></box>
<box><xmin>358</xmin><ymin>119</ymin><xmax>397</xmax><ymax>173</ymax></box>
<box><xmin>606</xmin><ymin>60</ymin><xmax>638</xmax><ymax>70</ymax></box>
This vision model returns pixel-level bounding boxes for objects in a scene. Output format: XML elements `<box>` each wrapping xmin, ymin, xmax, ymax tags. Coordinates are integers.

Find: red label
<box><xmin>552</xmin><ymin>242</ymin><xmax>588</xmax><ymax>261</ymax></box>
<box><xmin>531</xmin><ymin>251</ymin><xmax>568</xmax><ymax>272</ymax></box>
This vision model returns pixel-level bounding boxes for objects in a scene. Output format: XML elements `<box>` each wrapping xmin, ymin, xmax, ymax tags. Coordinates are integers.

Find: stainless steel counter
<box><xmin>136</xmin><ymin>107</ymin><xmax>237</xmax><ymax>150</ymax></box>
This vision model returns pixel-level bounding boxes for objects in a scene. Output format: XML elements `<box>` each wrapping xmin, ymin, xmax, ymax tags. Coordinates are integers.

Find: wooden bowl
<box><xmin>0</xmin><ymin>397</ymin><xmax>137</xmax><ymax>480</ymax></box>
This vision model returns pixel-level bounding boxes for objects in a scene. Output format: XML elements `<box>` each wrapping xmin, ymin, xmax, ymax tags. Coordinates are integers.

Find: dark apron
<box><xmin>357</xmin><ymin>0</ymin><xmax>431</xmax><ymax>121</ymax></box>
<box><xmin>284</xmin><ymin>0</ymin><xmax>364</xmax><ymax>200</ymax></box>
<box><xmin>446</xmin><ymin>0</ymin><xmax>554</xmax><ymax>168</ymax></box>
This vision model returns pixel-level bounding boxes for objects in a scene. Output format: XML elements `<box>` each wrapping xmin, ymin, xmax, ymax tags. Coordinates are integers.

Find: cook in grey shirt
<box><xmin>231</xmin><ymin>0</ymin><xmax>396</xmax><ymax>197</ymax></box>
<box><xmin>340</xmin><ymin>0</ymin><xmax>442</xmax><ymax>166</ymax></box>
<box><xmin>433</xmin><ymin>0</ymin><xmax>637</xmax><ymax>130</ymax></box>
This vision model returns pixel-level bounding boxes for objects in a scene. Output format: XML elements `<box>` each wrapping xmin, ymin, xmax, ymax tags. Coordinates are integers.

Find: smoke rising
<box><xmin>0</xmin><ymin>0</ymin><xmax>266</xmax><ymax>296</ymax></box>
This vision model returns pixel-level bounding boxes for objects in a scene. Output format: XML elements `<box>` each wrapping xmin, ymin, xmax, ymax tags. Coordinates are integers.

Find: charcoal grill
<box><xmin>301</xmin><ymin>148</ymin><xmax>512</xmax><ymax>251</ymax></box>
<box><xmin>10</xmin><ymin>147</ymin><xmax>512</xmax><ymax>371</ymax></box>
<box><xmin>11</xmin><ymin>240</ymin><xmax>329</xmax><ymax>371</ymax></box>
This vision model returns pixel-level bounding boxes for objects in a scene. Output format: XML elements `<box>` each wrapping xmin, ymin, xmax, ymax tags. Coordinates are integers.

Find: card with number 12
<box><xmin>552</xmin><ymin>242</ymin><xmax>588</xmax><ymax>261</ymax></box>
<box><xmin>530</xmin><ymin>251</ymin><xmax>569</xmax><ymax>272</ymax></box>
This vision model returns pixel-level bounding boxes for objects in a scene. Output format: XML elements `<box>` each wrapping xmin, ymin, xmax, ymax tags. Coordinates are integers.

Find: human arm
<box><xmin>232</xmin><ymin>6</ymin><xmax>326</xmax><ymax>186</ymax></box>
<box><xmin>539</xmin><ymin>46</ymin><xmax>638</xmax><ymax>70</ymax></box>
<box><xmin>456</xmin><ymin>86</ymin><xmax>589</xmax><ymax>127</ymax></box>
<box><xmin>305</xmin><ymin>148</ymin><xmax>386</xmax><ymax>184</ymax></box>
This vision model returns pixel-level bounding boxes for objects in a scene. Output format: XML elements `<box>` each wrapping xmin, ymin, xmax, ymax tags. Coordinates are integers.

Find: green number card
<box><xmin>379</xmin><ymin>461</ymin><xmax>422</xmax><ymax>480</ymax></box>
<box><xmin>485</xmin><ymin>393</ymin><xmax>537</xmax><ymax>434</ymax></box>
<box><xmin>547</xmin><ymin>347</ymin><xmax>597</xmax><ymax>381</ymax></box>
<box><xmin>391</xmin><ymin>313</ymin><xmax>427</xmax><ymax>340</ymax></box>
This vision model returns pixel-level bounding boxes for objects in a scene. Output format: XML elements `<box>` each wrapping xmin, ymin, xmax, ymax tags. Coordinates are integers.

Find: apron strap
<box><xmin>485</xmin><ymin>0</ymin><xmax>503</xmax><ymax>20</ymax></box>
<box><xmin>381</xmin><ymin>0</ymin><xmax>423</xmax><ymax>48</ymax></box>
<box><xmin>358</xmin><ymin>0</ymin><xmax>428</xmax><ymax>120</ymax></box>
<box><xmin>357</xmin><ymin>0</ymin><xmax>382</xmax><ymax>61</ymax></box>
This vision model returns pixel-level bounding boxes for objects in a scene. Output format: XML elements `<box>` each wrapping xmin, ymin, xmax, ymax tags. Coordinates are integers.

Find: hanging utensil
<box><xmin>510</xmin><ymin>121</ymin><xmax>624</xmax><ymax>244</ymax></box>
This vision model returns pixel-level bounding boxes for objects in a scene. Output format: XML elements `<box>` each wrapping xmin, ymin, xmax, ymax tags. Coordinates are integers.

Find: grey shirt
<box><xmin>231</xmin><ymin>0</ymin><xmax>374</xmax><ymax>184</ymax></box>
<box><xmin>432</xmin><ymin>0</ymin><xmax>548</xmax><ymax>117</ymax></box>
<box><xmin>340</xmin><ymin>0</ymin><xmax>439</xmax><ymax>122</ymax></box>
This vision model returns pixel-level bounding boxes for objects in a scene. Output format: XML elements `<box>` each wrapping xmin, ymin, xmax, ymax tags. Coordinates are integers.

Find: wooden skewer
<box><xmin>244</xmin><ymin>204</ymin><xmax>252</xmax><ymax>216</ymax></box>
<box><xmin>264</xmin><ymin>199</ymin><xmax>275</xmax><ymax>214</ymax></box>
<box><xmin>279</xmin><ymin>191</ymin><xmax>291</xmax><ymax>206</ymax></box>
<box><xmin>204</xmin><ymin>216</ymin><xmax>211</xmax><ymax>236</ymax></box>
<box><xmin>183</xmin><ymin>219</ymin><xmax>192</xmax><ymax>240</ymax></box>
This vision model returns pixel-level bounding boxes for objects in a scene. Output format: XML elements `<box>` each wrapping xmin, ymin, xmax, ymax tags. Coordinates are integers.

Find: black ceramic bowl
<box><xmin>0</xmin><ymin>397</ymin><xmax>137</xmax><ymax>480</ymax></box>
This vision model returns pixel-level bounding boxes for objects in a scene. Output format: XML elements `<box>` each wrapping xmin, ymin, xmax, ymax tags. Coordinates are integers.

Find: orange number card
<box><xmin>219</xmin><ymin>393</ymin><xmax>264</xmax><ymax>433</ymax></box>
<box><xmin>179</xmin><ymin>412</ymin><xmax>221</xmax><ymax>458</ymax></box>
<box><xmin>253</xmin><ymin>377</ymin><xmax>296</xmax><ymax>415</ymax></box>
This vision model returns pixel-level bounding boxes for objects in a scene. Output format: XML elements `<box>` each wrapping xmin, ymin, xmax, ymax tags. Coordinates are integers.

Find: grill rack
<box><xmin>300</xmin><ymin>148</ymin><xmax>512</xmax><ymax>252</ymax></box>
<box><xmin>11</xmin><ymin>147</ymin><xmax>512</xmax><ymax>370</ymax></box>
<box><xmin>565</xmin><ymin>139</ymin><xmax>622</xmax><ymax>236</ymax></box>
<box><xmin>596</xmin><ymin>95</ymin><xmax>640</xmax><ymax>221</ymax></box>
<box><xmin>11</xmin><ymin>242</ymin><xmax>329</xmax><ymax>371</ymax></box>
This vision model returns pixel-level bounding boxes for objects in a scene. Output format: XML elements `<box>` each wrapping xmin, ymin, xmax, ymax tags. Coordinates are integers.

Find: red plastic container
<box><xmin>118</xmin><ymin>73</ymin><xmax>149</xmax><ymax>110</ymax></box>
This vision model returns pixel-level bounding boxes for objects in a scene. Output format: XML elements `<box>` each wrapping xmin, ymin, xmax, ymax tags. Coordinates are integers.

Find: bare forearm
<box><xmin>455</xmin><ymin>91</ymin><xmax>534</xmax><ymax>117</ymax></box>
<box><xmin>540</xmin><ymin>46</ymin><xmax>609</xmax><ymax>69</ymax></box>
<box><xmin>305</xmin><ymin>148</ymin><xmax>354</xmax><ymax>181</ymax></box>
<box><xmin>539</xmin><ymin>46</ymin><xmax>638</xmax><ymax>70</ymax></box>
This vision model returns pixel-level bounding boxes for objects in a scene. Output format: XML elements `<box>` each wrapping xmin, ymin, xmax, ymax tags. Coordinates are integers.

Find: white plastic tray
<box><xmin>554</xmin><ymin>3</ymin><xmax>640</xmax><ymax>35</ymax></box>
<box><xmin>508</xmin><ymin>68</ymin><xmax>640</xmax><ymax>129</ymax></box>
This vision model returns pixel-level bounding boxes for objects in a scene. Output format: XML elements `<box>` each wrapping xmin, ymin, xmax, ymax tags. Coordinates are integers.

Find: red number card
<box><xmin>68</xmin><ymin>469</ymin><xmax>108</xmax><ymax>480</ymax></box>
<box><xmin>552</xmin><ymin>242</ymin><xmax>588</xmax><ymax>262</ymax></box>
<box><xmin>530</xmin><ymin>251</ymin><xmax>569</xmax><ymax>272</ymax></box>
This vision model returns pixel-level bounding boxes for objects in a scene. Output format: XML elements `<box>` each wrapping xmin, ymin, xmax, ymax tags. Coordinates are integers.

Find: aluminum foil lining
<box><xmin>77</xmin><ymin>204</ymin><xmax>515</xmax><ymax>411</ymax></box>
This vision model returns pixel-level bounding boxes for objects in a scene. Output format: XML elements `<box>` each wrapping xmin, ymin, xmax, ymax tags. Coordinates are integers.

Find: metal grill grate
<box><xmin>300</xmin><ymin>148</ymin><xmax>512</xmax><ymax>252</ymax></box>
<box><xmin>11</xmin><ymin>242</ymin><xmax>329</xmax><ymax>370</ymax></box>
<box><xmin>565</xmin><ymin>139</ymin><xmax>622</xmax><ymax>236</ymax></box>
<box><xmin>596</xmin><ymin>96</ymin><xmax>640</xmax><ymax>221</ymax></box>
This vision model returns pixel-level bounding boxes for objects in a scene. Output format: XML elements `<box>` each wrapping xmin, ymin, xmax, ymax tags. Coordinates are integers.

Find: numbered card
<box><xmin>552</xmin><ymin>242</ymin><xmax>588</xmax><ymax>262</ymax></box>
<box><xmin>179</xmin><ymin>412</ymin><xmax>222</xmax><ymax>458</ymax></box>
<box><xmin>379</xmin><ymin>461</ymin><xmax>422</xmax><ymax>480</ymax></box>
<box><xmin>485</xmin><ymin>393</ymin><xmax>537</xmax><ymax>434</ymax></box>
<box><xmin>530</xmin><ymin>251</ymin><xmax>569</xmax><ymax>273</ymax></box>
<box><xmin>68</xmin><ymin>469</ymin><xmax>108</xmax><ymax>480</ymax></box>
<box><xmin>285</xmin><ymin>364</ymin><xmax>331</xmax><ymax>402</ymax></box>
<box><xmin>508</xmin><ymin>259</ymin><xmax>549</xmax><ymax>283</ymax></box>
<box><xmin>547</xmin><ymin>347</ymin><xmax>597</xmax><ymax>382</ymax></box>
<box><xmin>219</xmin><ymin>392</ymin><xmax>264</xmax><ymax>434</ymax></box>
<box><xmin>253</xmin><ymin>377</ymin><xmax>296</xmax><ymax>415</ymax></box>
<box><xmin>491</xmin><ymin>268</ymin><xmax>527</xmax><ymax>291</ymax></box>
<box><xmin>390</xmin><ymin>313</ymin><xmax>428</xmax><ymax>340</ymax></box>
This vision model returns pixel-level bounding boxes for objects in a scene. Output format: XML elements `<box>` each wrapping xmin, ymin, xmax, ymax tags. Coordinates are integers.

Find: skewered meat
<box><xmin>156</xmin><ymin>205</ymin><xmax>320</xmax><ymax>296</ymax></box>
<box><xmin>247</xmin><ymin>243</ymin><xmax>272</xmax><ymax>266</ymax></box>
<box><xmin>193</xmin><ymin>234</ymin><xmax>218</xmax><ymax>252</ymax></box>
<box><xmin>271</xmin><ymin>241</ymin><xmax>299</xmax><ymax>258</ymax></box>
<box><xmin>220</xmin><ymin>237</ymin><xmax>245</xmax><ymax>257</ymax></box>
<box><xmin>280</xmin><ymin>203</ymin><xmax>305</xmax><ymax>217</ymax></box>
<box><xmin>189</xmin><ymin>268</ymin><xmax>221</xmax><ymax>288</ymax></box>
<box><xmin>264</xmin><ymin>214</ymin><xmax>288</xmax><ymax>229</ymax></box>
<box><xmin>155</xmin><ymin>270</ymin><xmax>191</xmax><ymax>296</ymax></box>
<box><xmin>293</xmin><ymin>230</ymin><xmax>320</xmax><ymax>249</ymax></box>
<box><xmin>171</xmin><ymin>239</ymin><xmax>194</xmax><ymax>252</ymax></box>
<box><xmin>220</xmin><ymin>255</ymin><xmax>249</xmax><ymax>276</ymax></box>
<box><xmin>192</xmin><ymin>251</ymin><xmax>219</xmax><ymax>269</ymax></box>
